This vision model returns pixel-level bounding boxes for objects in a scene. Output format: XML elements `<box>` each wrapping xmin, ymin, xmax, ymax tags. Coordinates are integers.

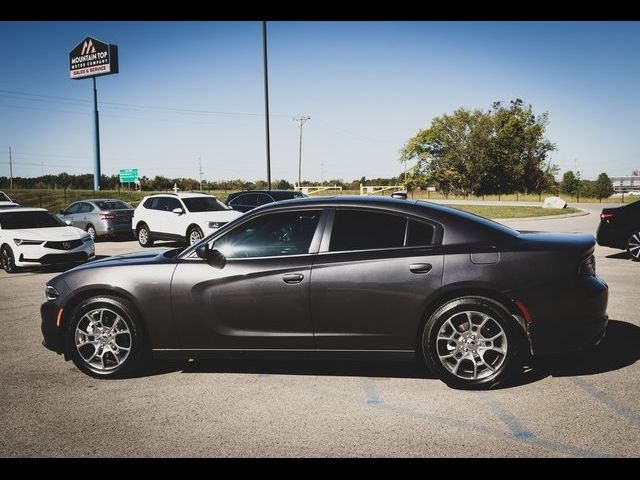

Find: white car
<box><xmin>0</xmin><ymin>208</ymin><xmax>95</xmax><ymax>273</ymax></box>
<box><xmin>0</xmin><ymin>191</ymin><xmax>20</xmax><ymax>209</ymax></box>
<box><xmin>132</xmin><ymin>193</ymin><xmax>243</xmax><ymax>247</ymax></box>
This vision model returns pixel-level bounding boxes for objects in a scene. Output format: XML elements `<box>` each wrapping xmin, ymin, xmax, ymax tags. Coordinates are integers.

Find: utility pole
<box><xmin>262</xmin><ymin>21</ymin><xmax>272</xmax><ymax>191</ymax></box>
<box><xmin>294</xmin><ymin>115</ymin><xmax>311</xmax><ymax>188</ymax></box>
<box><xmin>198</xmin><ymin>156</ymin><xmax>203</xmax><ymax>191</ymax></box>
<box><xmin>8</xmin><ymin>146</ymin><xmax>13</xmax><ymax>189</ymax></box>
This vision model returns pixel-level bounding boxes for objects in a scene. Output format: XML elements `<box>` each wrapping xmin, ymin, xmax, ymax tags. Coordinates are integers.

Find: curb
<box><xmin>492</xmin><ymin>208</ymin><xmax>590</xmax><ymax>222</ymax></box>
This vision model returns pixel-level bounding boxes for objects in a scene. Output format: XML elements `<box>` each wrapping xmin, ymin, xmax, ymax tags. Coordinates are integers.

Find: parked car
<box><xmin>0</xmin><ymin>191</ymin><xmax>20</xmax><ymax>209</ymax></box>
<box><xmin>132</xmin><ymin>192</ymin><xmax>243</xmax><ymax>247</ymax></box>
<box><xmin>1</xmin><ymin>207</ymin><xmax>94</xmax><ymax>273</ymax></box>
<box><xmin>596</xmin><ymin>199</ymin><xmax>640</xmax><ymax>261</ymax></box>
<box><xmin>226</xmin><ymin>189</ymin><xmax>307</xmax><ymax>212</ymax></box>
<box><xmin>57</xmin><ymin>199</ymin><xmax>134</xmax><ymax>240</ymax></box>
<box><xmin>41</xmin><ymin>196</ymin><xmax>608</xmax><ymax>389</ymax></box>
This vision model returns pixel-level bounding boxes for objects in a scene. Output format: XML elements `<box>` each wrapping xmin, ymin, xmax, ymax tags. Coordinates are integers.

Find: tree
<box><xmin>593</xmin><ymin>173</ymin><xmax>615</xmax><ymax>200</ymax></box>
<box><xmin>560</xmin><ymin>170</ymin><xmax>580</xmax><ymax>195</ymax></box>
<box><xmin>400</xmin><ymin>99</ymin><xmax>556</xmax><ymax>195</ymax></box>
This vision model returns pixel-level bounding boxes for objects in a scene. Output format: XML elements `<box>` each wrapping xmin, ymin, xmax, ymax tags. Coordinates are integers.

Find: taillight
<box><xmin>578</xmin><ymin>254</ymin><xmax>596</xmax><ymax>276</ymax></box>
<box><xmin>100</xmin><ymin>213</ymin><xmax>116</xmax><ymax>220</ymax></box>
<box><xmin>600</xmin><ymin>213</ymin><xmax>615</xmax><ymax>220</ymax></box>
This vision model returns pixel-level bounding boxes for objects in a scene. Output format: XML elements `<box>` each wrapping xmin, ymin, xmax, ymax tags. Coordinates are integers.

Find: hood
<box><xmin>7</xmin><ymin>226</ymin><xmax>87</xmax><ymax>241</ymax></box>
<box><xmin>516</xmin><ymin>232</ymin><xmax>595</xmax><ymax>251</ymax></box>
<box><xmin>187</xmin><ymin>210</ymin><xmax>243</xmax><ymax>223</ymax></box>
<box><xmin>69</xmin><ymin>249</ymin><xmax>175</xmax><ymax>272</ymax></box>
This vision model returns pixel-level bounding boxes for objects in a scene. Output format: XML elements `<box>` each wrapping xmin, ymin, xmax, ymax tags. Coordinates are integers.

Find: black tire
<box><xmin>187</xmin><ymin>226</ymin><xmax>204</xmax><ymax>246</ymax></box>
<box><xmin>627</xmin><ymin>230</ymin><xmax>640</xmax><ymax>261</ymax></box>
<box><xmin>421</xmin><ymin>296</ymin><xmax>523</xmax><ymax>389</ymax></box>
<box><xmin>137</xmin><ymin>223</ymin><xmax>154</xmax><ymax>247</ymax></box>
<box><xmin>86</xmin><ymin>224</ymin><xmax>97</xmax><ymax>241</ymax></box>
<box><xmin>64</xmin><ymin>295</ymin><xmax>149</xmax><ymax>378</ymax></box>
<box><xmin>1</xmin><ymin>244</ymin><xmax>19</xmax><ymax>273</ymax></box>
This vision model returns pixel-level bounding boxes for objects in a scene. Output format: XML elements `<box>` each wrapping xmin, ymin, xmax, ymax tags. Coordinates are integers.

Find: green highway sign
<box><xmin>119</xmin><ymin>168</ymin><xmax>138</xmax><ymax>183</ymax></box>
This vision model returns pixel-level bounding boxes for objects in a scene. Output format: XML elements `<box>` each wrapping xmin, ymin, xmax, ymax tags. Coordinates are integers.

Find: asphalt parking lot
<box><xmin>0</xmin><ymin>203</ymin><xmax>638</xmax><ymax>457</ymax></box>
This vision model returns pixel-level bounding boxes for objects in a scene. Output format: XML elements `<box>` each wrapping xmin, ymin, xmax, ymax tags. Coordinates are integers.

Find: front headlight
<box><xmin>208</xmin><ymin>221</ymin><xmax>226</xmax><ymax>229</ymax></box>
<box><xmin>14</xmin><ymin>239</ymin><xmax>44</xmax><ymax>246</ymax></box>
<box><xmin>45</xmin><ymin>284</ymin><xmax>60</xmax><ymax>301</ymax></box>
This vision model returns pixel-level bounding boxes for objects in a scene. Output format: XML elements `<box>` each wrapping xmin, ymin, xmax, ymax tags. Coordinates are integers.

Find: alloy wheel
<box><xmin>628</xmin><ymin>232</ymin><xmax>640</xmax><ymax>260</ymax></box>
<box><xmin>189</xmin><ymin>229</ymin><xmax>202</xmax><ymax>245</ymax></box>
<box><xmin>75</xmin><ymin>307</ymin><xmax>132</xmax><ymax>372</ymax></box>
<box><xmin>436</xmin><ymin>310</ymin><xmax>508</xmax><ymax>380</ymax></box>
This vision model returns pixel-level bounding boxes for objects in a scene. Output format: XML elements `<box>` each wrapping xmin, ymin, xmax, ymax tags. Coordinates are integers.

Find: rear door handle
<box><xmin>409</xmin><ymin>263</ymin><xmax>432</xmax><ymax>274</ymax></box>
<box><xmin>283</xmin><ymin>273</ymin><xmax>304</xmax><ymax>284</ymax></box>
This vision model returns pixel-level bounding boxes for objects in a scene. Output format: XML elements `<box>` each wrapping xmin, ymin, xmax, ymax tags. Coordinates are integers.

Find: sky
<box><xmin>0</xmin><ymin>21</ymin><xmax>639</xmax><ymax>183</ymax></box>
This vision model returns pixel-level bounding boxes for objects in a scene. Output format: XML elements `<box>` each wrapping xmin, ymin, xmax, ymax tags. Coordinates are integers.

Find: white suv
<box><xmin>132</xmin><ymin>193</ymin><xmax>243</xmax><ymax>247</ymax></box>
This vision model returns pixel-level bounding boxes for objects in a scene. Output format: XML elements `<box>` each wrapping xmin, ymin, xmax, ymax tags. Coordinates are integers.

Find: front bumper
<box><xmin>16</xmin><ymin>243</ymin><xmax>94</xmax><ymax>267</ymax></box>
<box><xmin>41</xmin><ymin>301</ymin><xmax>64</xmax><ymax>354</ymax></box>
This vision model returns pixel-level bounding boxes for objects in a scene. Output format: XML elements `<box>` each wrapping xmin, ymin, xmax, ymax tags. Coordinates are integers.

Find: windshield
<box><xmin>0</xmin><ymin>211</ymin><xmax>66</xmax><ymax>229</ymax></box>
<box><xmin>0</xmin><ymin>192</ymin><xmax>12</xmax><ymax>202</ymax></box>
<box><xmin>182</xmin><ymin>197</ymin><xmax>230</xmax><ymax>212</ymax></box>
<box><xmin>94</xmin><ymin>200</ymin><xmax>133</xmax><ymax>210</ymax></box>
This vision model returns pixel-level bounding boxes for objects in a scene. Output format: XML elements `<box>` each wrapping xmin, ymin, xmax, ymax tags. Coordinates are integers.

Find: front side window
<box><xmin>230</xmin><ymin>194</ymin><xmax>258</xmax><ymax>207</ymax></box>
<box><xmin>255</xmin><ymin>194</ymin><xmax>274</xmax><ymax>206</ymax></box>
<box><xmin>65</xmin><ymin>203</ymin><xmax>81</xmax><ymax>214</ymax></box>
<box><xmin>329</xmin><ymin>210</ymin><xmax>407</xmax><ymax>252</ymax></box>
<box><xmin>165</xmin><ymin>198</ymin><xmax>182</xmax><ymax>212</ymax></box>
<box><xmin>214</xmin><ymin>210</ymin><xmax>321</xmax><ymax>258</ymax></box>
<box><xmin>142</xmin><ymin>198</ymin><xmax>155</xmax><ymax>209</ymax></box>
<box><xmin>79</xmin><ymin>203</ymin><xmax>94</xmax><ymax>213</ymax></box>
<box><xmin>183</xmin><ymin>197</ymin><xmax>229</xmax><ymax>212</ymax></box>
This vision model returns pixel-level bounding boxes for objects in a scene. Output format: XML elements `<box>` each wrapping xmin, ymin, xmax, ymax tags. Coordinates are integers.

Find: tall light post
<box><xmin>262</xmin><ymin>21</ymin><xmax>272</xmax><ymax>191</ymax></box>
<box><xmin>294</xmin><ymin>115</ymin><xmax>311</xmax><ymax>188</ymax></box>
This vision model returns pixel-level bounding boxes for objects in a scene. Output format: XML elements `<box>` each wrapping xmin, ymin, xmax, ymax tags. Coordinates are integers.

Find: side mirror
<box><xmin>195</xmin><ymin>244</ymin><xmax>226</xmax><ymax>268</ymax></box>
<box><xmin>172</xmin><ymin>207</ymin><xmax>184</xmax><ymax>215</ymax></box>
<box><xmin>64</xmin><ymin>220</ymin><xmax>73</xmax><ymax>226</ymax></box>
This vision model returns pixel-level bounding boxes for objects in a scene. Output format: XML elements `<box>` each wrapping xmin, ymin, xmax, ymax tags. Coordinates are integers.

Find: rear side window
<box><xmin>329</xmin><ymin>210</ymin><xmax>406</xmax><ymax>252</ymax></box>
<box><xmin>155</xmin><ymin>197</ymin><xmax>170</xmax><ymax>211</ymax></box>
<box><xmin>79</xmin><ymin>203</ymin><xmax>94</xmax><ymax>213</ymax></box>
<box><xmin>406</xmin><ymin>219</ymin><xmax>435</xmax><ymax>246</ymax></box>
<box><xmin>65</xmin><ymin>203</ymin><xmax>81</xmax><ymax>214</ymax></box>
<box><xmin>231</xmin><ymin>194</ymin><xmax>258</xmax><ymax>207</ymax></box>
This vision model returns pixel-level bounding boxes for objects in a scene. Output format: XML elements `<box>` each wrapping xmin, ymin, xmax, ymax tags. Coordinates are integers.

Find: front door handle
<box><xmin>409</xmin><ymin>263</ymin><xmax>432</xmax><ymax>274</ymax></box>
<box><xmin>283</xmin><ymin>273</ymin><xmax>304</xmax><ymax>284</ymax></box>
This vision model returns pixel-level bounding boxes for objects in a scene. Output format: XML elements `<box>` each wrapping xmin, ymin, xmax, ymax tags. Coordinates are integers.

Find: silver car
<box><xmin>57</xmin><ymin>199</ymin><xmax>134</xmax><ymax>240</ymax></box>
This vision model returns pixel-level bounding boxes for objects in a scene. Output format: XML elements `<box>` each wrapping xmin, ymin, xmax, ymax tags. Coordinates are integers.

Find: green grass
<box><xmin>446</xmin><ymin>204</ymin><xmax>581</xmax><ymax>219</ymax></box>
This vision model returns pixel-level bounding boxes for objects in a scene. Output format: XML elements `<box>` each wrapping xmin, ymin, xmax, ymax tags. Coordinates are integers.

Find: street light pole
<box><xmin>294</xmin><ymin>115</ymin><xmax>311</xmax><ymax>188</ymax></box>
<box><xmin>262</xmin><ymin>21</ymin><xmax>272</xmax><ymax>191</ymax></box>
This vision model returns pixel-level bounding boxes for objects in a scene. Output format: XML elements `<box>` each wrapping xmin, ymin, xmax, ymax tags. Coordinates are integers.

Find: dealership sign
<box><xmin>69</xmin><ymin>37</ymin><xmax>119</xmax><ymax>80</ymax></box>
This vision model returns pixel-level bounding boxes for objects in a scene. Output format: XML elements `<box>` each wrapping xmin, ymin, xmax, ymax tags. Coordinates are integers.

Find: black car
<box><xmin>41</xmin><ymin>196</ymin><xmax>608</xmax><ymax>389</ymax></box>
<box><xmin>596</xmin><ymin>199</ymin><xmax>640</xmax><ymax>260</ymax></box>
<box><xmin>226</xmin><ymin>189</ymin><xmax>307</xmax><ymax>212</ymax></box>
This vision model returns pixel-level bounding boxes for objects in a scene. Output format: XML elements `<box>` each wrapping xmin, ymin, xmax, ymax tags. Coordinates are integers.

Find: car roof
<box><xmin>145</xmin><ymin>192</ymin><xmax>217</xmax><ymax>199</ymax></box>
<box><xmin>75</xmin><ymin>198</ymin><xmax>131</xmax><ymax>203</ymax></box>
<box><xmin>0</xmin><ymin>207</ymin><xmax>48</xmax><ymax>214</ymax></box>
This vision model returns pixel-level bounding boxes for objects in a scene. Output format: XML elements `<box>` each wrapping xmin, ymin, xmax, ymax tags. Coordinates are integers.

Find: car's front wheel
<box><xmin>65</xmin><ymin>296</ymin><xmax>148</xmax><ymax>378</ymax></box>
<box><xmin>1</xmin><ymin>245</ymin><xmax>19</xmax><ymax>273</ymax></box>
<box><xmin>188</xmin><ymin>226</ymin><xmax>204</xmax><ymax>246</ymax></box>
<box><xmin>421</xmin><ymin>296</ymin><xmax>522</xmax><ymax>389</ymax></box>
<box><xmin>137</xmin><ymin>224</ymin><xmax>153</xmax><ymax>247</ymax></box>
<box><xmin>627</xmin><ymin>230</ymin><xmax>640</xmax><ymax>261</ymax></box>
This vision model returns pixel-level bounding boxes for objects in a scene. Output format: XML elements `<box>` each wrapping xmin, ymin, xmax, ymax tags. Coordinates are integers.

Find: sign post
<box><xmin>69</xmin><ymin>37</ymin><xmax>119</xmax><ymax>191</ymax></box>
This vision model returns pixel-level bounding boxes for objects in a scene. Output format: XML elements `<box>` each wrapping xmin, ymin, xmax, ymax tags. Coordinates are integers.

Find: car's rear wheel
<box><xmin>1</xmin><ymin>245</ymin><xmax>19</xmax><ymax>273</ymax></box>
<box><xmin>188</xmin><ymin>226</ymin><xmax>204</xmax><ymax>246</ymax></box>
<box><xmin>627</xmin><ymin>230</ymin><xmax>640</xmax><ymax>261</ymax></box>
<box><xmin>86</xmin><ymin>224</ymin><xmax>97</xmax><ymax>241</ymax></box>
<box><xmin>65</xmin><ymin>296</ymin><xmax>148</xmax><ymax>378</ymax></box>
<box><xmin>421</xmin><ymin>297</ymin><xmax>522</xmax><ymax>389</ymax></box>
<box><xmin>137</xmin><ymin>224</ymin><xmax>153</xmax><ymax>247</ymax></box>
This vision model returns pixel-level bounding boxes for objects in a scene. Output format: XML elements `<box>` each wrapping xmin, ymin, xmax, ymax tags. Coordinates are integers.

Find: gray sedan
<box><xmin>57</xmin><ymin>199</ymin><xmax>134</xmax><ymax>240</ymax></box>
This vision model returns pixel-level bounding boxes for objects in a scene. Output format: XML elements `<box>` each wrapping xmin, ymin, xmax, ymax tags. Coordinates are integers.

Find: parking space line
<box><xmin>569</xmin><ymin>377</ymin><xmax>640</xmax><ymax>427</ymax></box>
<box><xmin>361</xmin><ymin>377</ymin><xmax>383</xmax><ymax>404</ymax></box>
<box><xmin>481</xmin><ymin>393</ymin><xmax>534</xmax><ymax>440</ymax></box>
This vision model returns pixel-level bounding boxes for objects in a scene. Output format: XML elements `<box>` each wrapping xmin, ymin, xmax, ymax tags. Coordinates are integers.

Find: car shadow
<box><xmin>140</xmin><ymin>320</ymin><xmax>639</xmax><ymax>388</ymax></box>
<box><xmin>606</xmin><ymin>251</ymin><xmax>632</xmax><ymax>260</ymax></box>
<box><xmin>499</xmin><ymin>319</ymin><xmax>640</xmax><ymax>388</ymax></box>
